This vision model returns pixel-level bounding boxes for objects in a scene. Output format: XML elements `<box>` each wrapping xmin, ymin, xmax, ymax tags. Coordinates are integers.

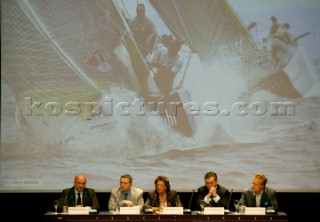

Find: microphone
<box><xmin>63</xmin><ymin>195</ymin><xmax>68</xmax><ymax>213</ymax></box>
<box><xmin>189</xmin><ymin>189</ymin><xmax>195</xmax><ymax>210</ymax></box>
<box><xmin>266</xmin><ymin>190</ymin><xmax>275</xmax><ymax>214</ymax></box>
<box><xmin>184</xmin><ymin>189</ymin><xmax>195</xmax><ymax>214</ymax></box>
<box><xmin>151</xmin><ymin>192</ymin><xmax>157</xmax><ymax>207</ymax></box>
<box><xmin>227</xmin><ymin>188</ymin><xmax>233</xmax><ymax>211</ymax></box>
<box><xmin>145</xmin><ymin>192</ymin><xmax>156</xmax><ymax>214</ymax></box>
<box><xmin>64</xmin><ymin>195</ymin><xmax>68</xmax><ymax>206</ymax></box>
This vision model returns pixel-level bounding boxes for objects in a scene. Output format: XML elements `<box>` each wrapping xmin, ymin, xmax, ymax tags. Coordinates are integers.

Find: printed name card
<box><xmin>67</xmin><ymin>206</ymin><xmax>90</xmax><ymax>215</ymax></box>
<box><xmin>162</xmin><ymin>207</ymin><xmax>183</xmax><ymax>215</ymax></box>
<box><xmin>204</xmin><ymin>207</ymin><xmax>225</xmax><ymax>215</ymax></box>
<box><xmin>89</xmin><ymin>209</ymin><xmax>97</xmax><ymax>214</ymax></box>
<box><xmin>245</xmin><ymin>207</ymin><xmax>266</xmax><ymax>215</ymax></box>
<box><xmin>120</xmin><ymin>206</ymin><xmax>140</xmax><ymax>214</ymax></box>
<box><xmin>266</xmin><ymin>208</ymin><xmax>275</xmax><ymax>213</ymax></box>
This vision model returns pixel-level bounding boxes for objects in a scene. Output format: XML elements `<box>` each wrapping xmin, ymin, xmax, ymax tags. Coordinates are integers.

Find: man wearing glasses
<box><xmin>108</xmin><ymin>174</ymin><xmax>144</xmax><ymax>211</ymax></box>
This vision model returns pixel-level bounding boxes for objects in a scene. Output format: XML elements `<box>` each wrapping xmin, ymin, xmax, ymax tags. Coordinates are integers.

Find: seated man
<box><xmin>196</xmin><ymin>171</ymin><xmax>230</xmax><ymax>210</ymax></box>
<box><xmin>57</xmin><ymin>174</ymin><xmax>100</xmax><ymax>212</ymax></box>
<box><xmin>108</xmin><ymin>174</ymin><xmax>144</xmax><ymax>211</ymax></box>
<box><xmin>240</xmin><ymin>174</ymin><xmax>279</xmax><ymax>212</ymax></box>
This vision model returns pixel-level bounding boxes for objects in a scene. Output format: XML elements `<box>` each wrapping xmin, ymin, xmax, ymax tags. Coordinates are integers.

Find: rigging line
<box><xmin>17</xmin><ymin>0</ymin><xmax>103</xmax><ymax>95</ymax></box>
<box><xmin>113</xmin><ymin>0</ymin><xmax>139</xmax><ymax>48</ymax></box>
<box><xmin>172</xmin><ymin>0</ymin><xmax>194</xmax><ymax>50</ymax></box>
<box><xmin>152</xmin><ymin>10</ymin><xmax>181</xmax><ymax>40</ymax></box>
<box><xmin>120</xmin><ymin>0</ymin><xmax>131</xmax><ymax>21</ymax></box>
<box><xmin>103</xmin><ymin>3</ymin><xmax>129</xmax><ymax>46</ymax></box>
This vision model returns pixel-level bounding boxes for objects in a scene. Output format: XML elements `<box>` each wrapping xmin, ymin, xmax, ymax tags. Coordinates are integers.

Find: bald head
<box><xmin>74</xmin><ymin>174</ymin><xmax>87</xmax><ymax>192</ymax></box>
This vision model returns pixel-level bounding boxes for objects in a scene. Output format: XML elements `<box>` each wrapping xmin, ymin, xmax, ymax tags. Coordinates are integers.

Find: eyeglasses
<box><xmin>205</xmin><ymin>181</ymin><xmax>216</xmax><ymax>185</ymax></box>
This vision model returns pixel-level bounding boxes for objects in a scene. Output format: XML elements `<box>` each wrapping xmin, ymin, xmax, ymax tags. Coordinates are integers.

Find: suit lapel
<box><xmin>69</xmin><ymin>188</ymin><xmax>76</xmax><ymax>206</ymax></box>
<box><xmin>252</xmin><ymin>193</ymin><xmax>257</xmax><ymax>207</ymax></box>
<box><xmin>129</xmin><ymin>188</ymin><xmax>133</xmax><ymax>201</ymax></box>
<box><xmin>261</xmin><ymin>191</ymin><xmax>269</xmax><ymax>207</ymax></box>
<box><xmin>82</xmin><ymin>188</ymin><xmax>89</xmax><ymax>205</ymax></box>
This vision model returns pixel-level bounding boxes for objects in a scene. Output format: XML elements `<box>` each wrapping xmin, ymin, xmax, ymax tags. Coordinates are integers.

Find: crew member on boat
<box><xmin>129</xmin><ymin>3</ymin><xmax>157</xmax><ymax>56</ymax></box>
<box><xmin>270</xmin><ymin>22</ymin><xmax>297</xmax><ymax>68</ymax></box>
<box><xmin>146</xmin><ymin>34</ymin><xmax>184</xmax><ymax>98</ymax></box>
<box><xmin>268</xmin><ymin>16</ymin><xmax>281</xmax><ymax>38</ymax></box>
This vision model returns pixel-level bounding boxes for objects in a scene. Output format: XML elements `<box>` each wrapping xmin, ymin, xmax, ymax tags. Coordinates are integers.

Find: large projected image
<box><xmin>1</xmin><ymin>0</ymin><xmax>320</xmax><ymax>192</ymax></box>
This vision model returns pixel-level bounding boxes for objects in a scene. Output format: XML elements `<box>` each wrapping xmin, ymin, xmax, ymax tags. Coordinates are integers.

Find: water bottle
<box><xmin>176</xmin><ymin>195</ymin><xmax>182</xmax><ymax>207</ymax></box>
<box><xmin>63</xmin><ymin>196</ymin><xmax>68</xmax><ymax>214</ymax></box>
<box><xmin>113</xmin><ymin>197</ymin><xmax>120</xmax><ymax>214</ymax></box>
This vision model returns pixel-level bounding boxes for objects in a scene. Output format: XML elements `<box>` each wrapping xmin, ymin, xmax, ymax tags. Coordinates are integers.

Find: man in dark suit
<box><xmin>58</xmin><ymin>173</ymin><xmax>100</xmax><ymax>212</ymax></box>
<box><xmin>196</xmin><ymin>171</ymin><xmax>230</xmax><ymax>210</ymax></box>
<box><xmin>240</xmin><ymin>174</ymin><xmax>278</xmax><ymax>212</ymax></box>
<box><xmin>108</xmin><ymin>174</ymin><xmax>144</xmax><ymax>211</ymax></box>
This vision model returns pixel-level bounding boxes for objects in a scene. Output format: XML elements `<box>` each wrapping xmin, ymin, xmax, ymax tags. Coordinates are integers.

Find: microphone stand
<box><xmin>183</xmin><ymin>189</ymin><xmax>194</xmax><ymax>214</ymax></box>
<box><xmin>151</xmin><ymin>192</ymin><xmax>157</xmax><ymax>207</ymax></box>
<box><xmin>227</xmin><ymin>188</ymin><xmax>233</xmax><ymax>211</ymax></box>
<box><xmin>144</xmin><ymin>192</ymin><xmax>156</xmax><ymax>214</ymax></box>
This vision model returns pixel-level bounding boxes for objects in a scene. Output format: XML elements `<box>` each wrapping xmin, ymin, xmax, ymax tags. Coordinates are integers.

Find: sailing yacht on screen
<box><xmin>2</xmin><ymin>0</ymin><xmax>319</xmax><ymax>145</ymax></box>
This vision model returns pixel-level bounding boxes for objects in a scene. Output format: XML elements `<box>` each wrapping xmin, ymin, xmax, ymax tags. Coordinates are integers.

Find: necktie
<box><xmin>124</xmin><ymin>192</ymin><xmax>128</xmax><ymax>200</ymax></box>
<box><xmin>77</xmin><ymin>193</ymin><xmax>81</xmax><ymax>205</ymax></box>
<box><xmin>210</xmin><ymin>197</ymin><xmax>214</xmax><ymax>207</ymax></box>
<box><xmin>252</xmin><ymin>195</ymin><xmax>256</xmax><ymax>207</ymax></box>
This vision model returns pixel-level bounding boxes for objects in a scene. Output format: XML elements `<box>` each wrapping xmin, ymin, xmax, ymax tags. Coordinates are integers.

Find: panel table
<box><xmin>44</xmin><ymin>211</ymin><xmax>288</xmax><ymax>222</ymax></box>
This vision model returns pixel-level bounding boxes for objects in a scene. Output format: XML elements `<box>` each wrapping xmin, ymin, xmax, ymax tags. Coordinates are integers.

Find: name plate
<box><xmin>245</xmin><ymin>207</ymin><xmax>265</xmax><ymax>215</ymax></box>
<box><xmin>266</xmin><ymin>208</ymin><xmax>275</xmax><ymax>213</ymax></box>
<box><xmin>162</xmin><ymin>207</ymin><xmax>183</xmax><ymax>215</ymax></box>
<box><xmin>120</xmin><ymin>206</ymin><xmax>140</xmax><ymax>215</ymax></box>
<box><xmin>67</xmin><ymin>206</ymin><xmax>90</xmax><ymax>215</ymax></box>
<box><xmin>204</xmin><ymin>207</ymin><xmax>225</xmax><ymax>215</ymax></box>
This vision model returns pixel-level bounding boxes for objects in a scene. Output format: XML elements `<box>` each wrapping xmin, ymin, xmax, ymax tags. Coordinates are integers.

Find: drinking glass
<box><xmin>113</xmin><ymin>198</ymin><xmax>120</xmax><ymax>214</ymax></box>
<box><xmin>199</xmin><ymin>200</ymin><xmax>206</xmax><ymax>214</ymax></box>
<box><xmin>233</xmin><ymin>199</ymin><xmax>239</xmax><ymax>214</ymax></box>
<box><xmin>53</xmin><ymin>200</ymin><xmax>60</xmax><ymax>214</ymax></box>
<box><xmin>238</xmin><ymin>203</ymin><xmax>245</xmax><ymax>214</ymax></box>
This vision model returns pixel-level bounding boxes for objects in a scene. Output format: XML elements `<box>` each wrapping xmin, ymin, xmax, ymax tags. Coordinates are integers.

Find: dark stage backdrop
<box><xmin>1</xmin><ymin>0</ymin><xmax>320</xmax><ymax>193</ymax></box>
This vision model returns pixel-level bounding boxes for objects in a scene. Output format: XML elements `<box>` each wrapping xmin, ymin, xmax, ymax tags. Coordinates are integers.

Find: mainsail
<box><xmin>1</xmin><ymin>0</ymin><xmax>126</xmax><ymax>143</ymax></box>
<box><xmin>1</xmin><ymin>0</ymin><xmax>198</xmax><ymax>140</ymax></box>
<box><xmin>150</xmin><ymin>0</ymin><xmax>252</xmax><ymax>62</ymax></box>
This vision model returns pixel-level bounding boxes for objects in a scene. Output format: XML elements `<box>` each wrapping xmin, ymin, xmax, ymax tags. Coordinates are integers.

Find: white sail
<box><xmin>1</xmin><ymin>0</ymin><xmax>127</xmax><ymax>143</ymax></box>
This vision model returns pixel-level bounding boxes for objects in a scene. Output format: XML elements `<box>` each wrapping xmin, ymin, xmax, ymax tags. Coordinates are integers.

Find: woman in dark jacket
<box><xmin>144</xmin><ymin>175</ymin><xmax>180</xmax><ymax>213</ymax></box>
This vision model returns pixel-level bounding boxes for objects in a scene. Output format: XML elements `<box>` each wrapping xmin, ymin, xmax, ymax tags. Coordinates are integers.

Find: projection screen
<box><xmin>1</xmin><ymin>0</ymin><xmax>320</xmax><ymax>192</ymax></box>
